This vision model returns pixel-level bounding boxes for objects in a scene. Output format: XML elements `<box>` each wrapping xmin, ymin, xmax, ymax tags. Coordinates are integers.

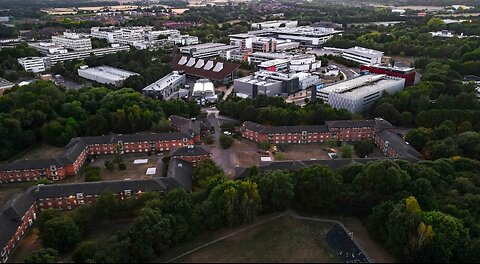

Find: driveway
<box><xmin>208</xmin><ymin>113</ymin><xmax>238</xmax><ymax>176</ymax></box>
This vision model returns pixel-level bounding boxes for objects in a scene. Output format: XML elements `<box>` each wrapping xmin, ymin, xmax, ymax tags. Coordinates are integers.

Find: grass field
<box><xmin>162</xmin><ymin>215</ymin><xmax>340</xmax><ymax>263</ymax></box>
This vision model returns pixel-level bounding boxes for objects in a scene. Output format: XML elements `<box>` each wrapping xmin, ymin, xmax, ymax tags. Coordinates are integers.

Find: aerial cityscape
<box><xmin>0</xmin><ymin>0</ymin><xmax>479</xmax><ymax>263</ymax></box>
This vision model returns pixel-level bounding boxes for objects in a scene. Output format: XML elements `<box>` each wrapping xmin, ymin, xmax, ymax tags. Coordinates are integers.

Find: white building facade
<box><xmin>142</xmin><ymin>71</ymin><xmax>186</xmax><ymax>99</ymax></box>
<box><xmin>17</xmin><ymin>57</ymin><xmax>46</xmax><ymax>73</ymax></box>
<box><xmin>317</xmin><ymin>74</ymin><xmax>405</xmax><ymax>113</ymax></box>
<box><xmin>341</xmin><ymin>46</ymin><xmax>384</xmax><ymax>65</ymax></box>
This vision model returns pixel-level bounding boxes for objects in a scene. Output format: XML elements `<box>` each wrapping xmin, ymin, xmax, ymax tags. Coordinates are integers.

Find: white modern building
<box><xmin>251</xmin><ymin>20</ymin><xmax>298</xmax><ymax>30</ymax></box>
<box><xmin>52</xmin><ymin>31</ymin><xmax>92</xmax><ymax>51</ymax></box>
<box><xmin>45</xmin><ymin>45</ymin><xmax>130</xmax><ymax>65</ymax></box>
<box><xmin>17</xmin><ymin>57</ymin><xmax>47</xmax><ymax>73</ymax></box>
<box><xmin>316</xmin><ymin>74</ymin><xmax>405</xmax><ymax>113</ymax></box>
<box><xmin>341</xmin><ymin>46</ymin><xmax>384</xmax><ymax>65</ymax></box>
<box><xmin>247</xmin><ymin>26</ymin><xmax>343</xmax><ymax>48</ymax></box>
<box><xmin>168</xmin><ymin>35</ymin><xmax>199</xmax><ymax>46</ymax></box>
<box><xmin>29</xmin><ymin>42</ymin><xmax>69</xmax><ymax>55</ymax></box>
<box><xmin>192</xmin><ymin>79</ymin><xmax>217</xmax><ymax>104</ymax></box>
<box><xmin>142</xmin><ymin>71</ymin><xmax>186</xmax><ymax>99</ymax></box>
<box><xmin>180</xmin><ymin>43</ymin><xmax>238</xmax><ymax>58</ymax></box>
<box><xmin>91</xmin><ymin>26</ymin><xmax>153</xmax><ymax>45</ymax></box>
<box><xmin>78</xmin><ymin>65</ymin><xmax>139</xmax><ymax>87</ymax></box>
<box><xmin>147</xmin><ymin>29</ymin><xmax>180</xmax><ymax>41</ymax></box>
<box><xmin>229</xmin><ymin>34</ymin><xmax>300</xmax><ymax>52</ymax></box>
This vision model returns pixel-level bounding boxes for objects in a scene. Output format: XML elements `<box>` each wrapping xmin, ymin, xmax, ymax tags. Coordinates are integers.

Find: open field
<box><xmin>162</xmin><ymin>214</ymin><xmax>340</xmax><ymax>263</ymax></box>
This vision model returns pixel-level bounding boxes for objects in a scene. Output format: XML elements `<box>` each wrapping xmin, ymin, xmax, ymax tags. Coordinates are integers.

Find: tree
<box><xmin>326</xmin><ymin>139</ymin><xmax>338</xmax><ymax>149</ymax></box>
<box><xmin>94</xmin><ymin>192</ymin><xmax>119</xmax><ymax>220</ymax></box>
<box><xmin>37</xmin><ymin>209</ymin><xmax>62</xmax><ymax>233</ymax></box>
<box><xmin>419</xmin><ymin>211</ymin><xmax>469</xmax><ymax>262</ymax></box>
<box><xmin>129</xmin><ymin>208</ymin><xmax>174</xmax><ymax>262</ymax></box>
<box><xmin>341</xmin><ymin>144</ymin><xmax>354</xmax><ymax>158</ymax></box>
<box><xmin>353</xmin><ymin>140</ymin><xmax>375</xmax><ymax>158</ymax></box>
<box><xmin>41</xmin><ymin>217</ymin><xmax>81</xmax><ymax>251</ymax></box>
<box><xmin>73</xmin><ymin>241</ymin><xmax>98</xmax><ymax>263</ymax></box>
<box><xmin>152</xmin><ymin>118</ymin><xmax>173</xmax><ymax>133</ymax></box>
<box><xmin>205</xmin><ymin>180</ymin><xmax>261</xmax><ymax>228</ymax></box>
<box><xmin>373</xmin><ymin>102</ymin><xmax>401</xmax><ymax>125</ymax></box>
<box><xmin>24</xmin><ymin>248</ymin><xmax>59</xmax><ymax>263</ymax></box>
<box><xmin>219</xmin><ymin>134</ymin><xmax>234</xmax><ymax>149</ymax></box>
<box><xmin>252</xmin><ymin>171</ymin><xmax>294</xmax><ymax>213</ymax></box>
<box><xmin>294</xmin><ymin>165</ymin><xmax>343</xmax><ymax>212</ymax></box>
<box><xmin>193</xmin><ymin>159</ymin><xmax>224</xmax><ymax>186</ymax></box>
<box><xmin>405</xmin><ymin>127</ymin><xmax>433</xmax><ymax>152</ymax></box>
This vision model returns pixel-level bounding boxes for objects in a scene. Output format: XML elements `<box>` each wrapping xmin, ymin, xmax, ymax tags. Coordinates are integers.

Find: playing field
<box><xmin>165</xmin><ymin>215</ymin><xmax>341</xmax><ymax>263</ymax></box>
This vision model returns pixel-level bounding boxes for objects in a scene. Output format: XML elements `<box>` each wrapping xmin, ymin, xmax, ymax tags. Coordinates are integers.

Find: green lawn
<box><xmin>162</xmin><ymin>215</ymin><xmax>340</xmax><ymax>263</ymax></box>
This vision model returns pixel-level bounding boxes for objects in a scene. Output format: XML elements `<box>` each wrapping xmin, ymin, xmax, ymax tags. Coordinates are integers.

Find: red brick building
<box><xmin>0</xmin><ymin>132</ymin><xmax>194</xmax><ymax>183</ymax></box>
<box><xmin>169</xmin><ymin>145</ymin><xmax>212</xmax><ymax>166</ymax></box>
<box><xmin>241</xmin><ymin>119</ymin><xmax>422</xmax><ymax>160</ymax></box>
<box><xmin>0</xmin><ymin>158</ymin><xmax>194</xmax><ymax>263</ymax></box>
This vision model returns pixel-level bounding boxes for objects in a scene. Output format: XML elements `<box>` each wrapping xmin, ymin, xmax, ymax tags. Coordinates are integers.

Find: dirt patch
<box><xmin>8</xmin><ymin>143</ymin><xmax>64</xmax><ymax>162</ymax></box>
<box><xmin>8</xmin><ymin>228</ymin><xmax>42</xmax><ymax>263</ymax></box>
<box><xmin>233</xmin><ymin>139</ymin><xmax>261</xmax><ymax>168</ymax></box>
<box><xmin>281</xmin><ymin>144</ymin><xmax>331</xmax><ymax>160</ymax></box>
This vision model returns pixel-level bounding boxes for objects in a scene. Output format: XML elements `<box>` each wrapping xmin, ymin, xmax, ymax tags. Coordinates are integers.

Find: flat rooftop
<box><xmin>344</xmin><ymin>46</ymin><xmax>384</xmax><ymax>57</ymax></box>
<box><xmin>251</xmin><ymin>52</ymin><xmax>290</xmax><ymax>59</ymax></box>
<box><xmin>181</xmin><ymin>43</ymin><xmax>227</xmax><ymax>50</ymax></box>
<box><xmin>78</xmin><ymin>65</ymin><xmax>138</xmax><ymax>81</ymax></box>
<box><xmin>143</xmin><ymin>71</ymin><xmax>184</xmax><ymax>91</ymax></box>
<box><xmin>235</xmin><ymin>75</ymin><xmax>282</xmax><ymax>87</ymax></box>
<box><xmin>321</xmin><ymin>74</ymin><xmax>404</xmax><ymax>98</ymax></box>
<box><xmin>259</xmin><ymin>59</ymin><xmax>290</xmax><ymax>67</ymax></box>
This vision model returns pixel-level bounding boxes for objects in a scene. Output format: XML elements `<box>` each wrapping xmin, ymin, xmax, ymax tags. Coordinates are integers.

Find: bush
<box><xmin>341</xmin><ymin>144</ymin><xmax>354</xmax><ymax>158</ymax></box>
<box><xmin>24</xmin><ymin>248</ymin><xmax>59</xmax><ymax>263</ymax></box>
<box><xmin>353</xmin><ymin>140</ymin><xmax>375</xmax><ymax>158</ymax></box>
<box><xmin>274</xmin><ymin>152</ymin><xmax>286</xmax><ymax>160</ymax></box>
<box><xmin>259</xmin><ymin>141</ymin><xmax>272</xmax><ymax>151</ymax></box>
<box><xmin>204</xmin><ymin>135</ymin><xmax>215</xmax><ymax>145</ymax></box>
<box><xmin>85</xmin><ymin>167</ymin><xmax>101</xmax><ymax>182</ymax></box>
<box><xmin>104</xmin><ymin>160</ymin><xmax>114</xmax><ymax>172</ymax></box>
<box><xmin>220</xmin><ymin>134</ymin><xmax>234</xmax><ymax>149</ymax></box>
<box><xmin>118</xmin><ymin>162</ymin><xmax>127</xmax><ymax>170</ymax></box>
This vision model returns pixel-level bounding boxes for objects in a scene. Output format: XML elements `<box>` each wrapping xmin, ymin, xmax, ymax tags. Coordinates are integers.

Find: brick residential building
<box><xmin>241</xmin><ymin>118</ymin><xmax>422</xmax><ymax>160</ymax></box>
<box><xmin>0</xmin><ymin>158</ymin><xmax>193</xmax><ymax>263</ymax></box>
<box><xmin>0</xmin><ymin>132</ymin><xmax>194</xmax><ymax>183</ymax></box>
<box><xmin>169</xmin><ymin>145</ymin><xmax>212</xmax><ymax>165</ymax></box>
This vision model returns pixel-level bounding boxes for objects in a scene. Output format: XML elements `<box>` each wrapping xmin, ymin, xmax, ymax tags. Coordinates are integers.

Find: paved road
<box><xmin>329</xmin><ymin>61</ymin><xmax>360</xmax><ymax>80</ymax></box>
<box><xmin>208</xmin><ymin>113</ymin><xmax>237</xmax><ymax>176</ymax></box>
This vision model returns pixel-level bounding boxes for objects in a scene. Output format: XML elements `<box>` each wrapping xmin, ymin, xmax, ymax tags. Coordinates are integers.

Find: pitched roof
<box><xmin>0</xmin><ymin>188</ymin><xmax>36</xmax><ymax>248</ymax></box>
<box><xmin>1</xmin><ymin>132</ymin><xmax>192</xmax><ymax>172</ymax></box>
<box><xmin>165</xmin><ymin>158</ymin><xmax>193</xmax><ymax>192</ymax></box>
<box><xmin>170</xmin><ymin>115</ymin><xmax>202</xmax><ymax>135</ymax></box>
<box><xmin>325</xmin><ymin>120</ymin><xmax>375</xmax><ymax>129</ymax></box>
<box><xmin>170</xmin><ymin>55</ymin><xmax>239</xmax><ymax>81</ymax></box>
<box><xmin>243</xmin><ymin>121</ymin><xmax>329</xmax><ymax>134</ymax></box>
<box><xmin>376</xmin><ymin>130</ymin><xmax>423</xmax><ymax>160</ymax></box>
<box><xmin>170</xmin><ymin>145</ymin><xmax>211</xmax><ymax>157</ymax></box>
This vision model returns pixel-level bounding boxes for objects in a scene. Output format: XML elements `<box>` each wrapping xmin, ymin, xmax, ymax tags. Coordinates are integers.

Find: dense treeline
<box><xmin>218</xmin><ymin>95</ymin><xmax>356</xmax><ymax>126</ymax></box>
<box><xmin>27</xmin><ymin>157</ymin><xmax>480</xmax><ymax>262</ymax></box>
<box><xmin>327</xmin><ymin>18</ymin><xmax>480</xmax><ymax>58</ymax></box>
<box><xmin>0</xmin><ymin>81</ymin><xmax>199</xmax><ymax>161</ymax></box>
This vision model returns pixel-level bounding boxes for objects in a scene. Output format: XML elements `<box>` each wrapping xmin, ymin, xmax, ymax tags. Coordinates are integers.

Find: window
<box><xmin>125</xmin><ymin>190</ymin><xmax>132</xmax><ymax>196</ymax></box>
